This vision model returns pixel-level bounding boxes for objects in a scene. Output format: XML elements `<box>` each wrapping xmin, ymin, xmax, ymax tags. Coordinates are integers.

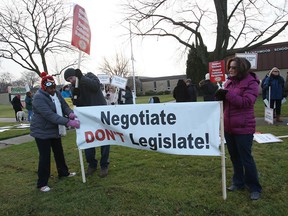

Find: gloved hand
<box><xmin>68</xmin><ymin>112</ymin><xmax>77</xmax><ymax>120</ymax></box>
<box><xmin>73</xmin><ymin>88</ymin><xmax>80</xmax><ymax>97</ymax></box>
<box><xmin>75</xmin><ymin>69</ymin><xmax>83</xmax><ymax>80</ymax></box>
<box><xmin>214</xmin><ymin>89</ymin><xmax>228</xmax><ymax>101</ymax></box>
<box><xmin>66</xmin><ymin>120</ymin><xmax>80</xmax><ymax>129</ymax></box>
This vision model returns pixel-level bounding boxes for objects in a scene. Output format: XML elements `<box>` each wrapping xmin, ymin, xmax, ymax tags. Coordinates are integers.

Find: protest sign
<box><xmin>71</xmin><ymin>4</ymin><xmax>91</xmax><ymax>55</ymax></box>
<box><xmin>235</xmin><ymin>53</ymin><xmax>258</xmax><ymax>69</ymax></box>
<box><xmin>209</xmin><ymin>60</ymin><xmax>226</xmax><ymax>83</ymax></box>
<box><xmin>111</xmin><ymin>76</ymin><xmax>128</xmax><ymax>89</ymax></box>
<box><xmin>254</xmin><ymin>133</ymin><xmax>283</xmax><ymax>143</ymax></box>
<box><xmin>97</xmin><ymin>74</ymin><xmax>111</xmax><ymax>84</ymax></box>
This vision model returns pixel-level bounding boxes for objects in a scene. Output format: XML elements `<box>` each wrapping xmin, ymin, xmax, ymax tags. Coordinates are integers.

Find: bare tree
<box><xmin>0</xmin><ymin>0</ymin><xmax>77</xmax><ymax>77</ymax></box>
<box><xmin>99</xmin><ymin>53</ymin><xmax>131</xmax><ymax>77</ymax></box>
<box><xmin>20</xmin><ymin>71</ymin><xmax>39</xmax><ymax>88</ymax></box>
<box><xmin>0</xmin><ymin>71</ymin><xmax>13</xmax><ymax>84</ymax></box>
<box><xmin>123</xmin><ymin>0</ymin><xmax>288</xmax><ymax>66</ymax></box>
<box><xmin>0</xmin><ymin>71</ymin><xmax>13</xmax><ymax>92</ymax></box>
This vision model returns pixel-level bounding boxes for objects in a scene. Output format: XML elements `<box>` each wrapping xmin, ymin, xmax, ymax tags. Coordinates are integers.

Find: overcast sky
<box><xmin>2</xmin><ymin>0</ymin><xmax>287</xmax><ymax>81</ymax></box>
<box><xmin>70</xmin><ymin>0</ymin><xmax>187</xmax><ymax>78</ymax></box>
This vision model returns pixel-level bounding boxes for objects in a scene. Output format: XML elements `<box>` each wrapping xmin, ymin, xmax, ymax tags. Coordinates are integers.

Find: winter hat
<box><xmin>64</xmin><ymin>68</ymin><xmax>76</xmax><ymax>81</ymax></box>
<box><xmin>40</xmin><ymin>72</ymin><xmax>55</xmax><ymax>90</ymax></box>
<box><xmin>269</xmin><ymin>67</ymin><xmax>280</xmax><ymax>74</ymax></box>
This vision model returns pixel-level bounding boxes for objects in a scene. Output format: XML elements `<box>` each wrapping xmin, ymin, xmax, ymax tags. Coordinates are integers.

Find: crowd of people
<box><xmin>9</xmin><ymin>58</ymin><xmax>288</xmax><ymax>201</ymax></box>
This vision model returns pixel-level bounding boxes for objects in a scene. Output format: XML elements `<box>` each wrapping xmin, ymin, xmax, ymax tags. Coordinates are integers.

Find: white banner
<box><xmin>74</xmin><ymin>102</ymin><xmax>221</xmax><ymax>156</ymax></box>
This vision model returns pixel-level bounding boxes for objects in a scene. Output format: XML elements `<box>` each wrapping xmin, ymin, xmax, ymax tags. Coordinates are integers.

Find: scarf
<box><xmin>50</xmin><ymin>94</ymin><xmax>67</xmax><ymax>136</ymax></box>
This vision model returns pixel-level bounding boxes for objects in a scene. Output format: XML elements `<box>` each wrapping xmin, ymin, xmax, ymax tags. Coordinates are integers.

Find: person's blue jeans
<box><xmin>225</xmin><ymin>133</ymin><xmax>262</xmax><ymax>193</ymax></box>
<box><xmin>27</xmin><ymin>110</ymin><xmax>33</xmax><ymax>122</ymax></box>
<box><xmin>85</xmin><ymin>145</ymin><xmax>110</xmax><ymax>169</ymax></box>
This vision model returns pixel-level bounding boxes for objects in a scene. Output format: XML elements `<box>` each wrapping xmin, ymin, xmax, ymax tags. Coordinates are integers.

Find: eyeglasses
<box><xmin>45</xmin><ymin>82</ymin><xmax>56</xmax><ymax>87</ymax></box>
<box><xmin>229</xmin><ymin>66</ymin><xmax>237</xmax><ymax>70</ymax></box>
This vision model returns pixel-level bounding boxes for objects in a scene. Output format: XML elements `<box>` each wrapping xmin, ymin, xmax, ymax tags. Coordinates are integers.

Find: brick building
<box><xmin>130</xmin><ymin>41</ymin><xmax>288</xmax><ymax>95</ymax></box>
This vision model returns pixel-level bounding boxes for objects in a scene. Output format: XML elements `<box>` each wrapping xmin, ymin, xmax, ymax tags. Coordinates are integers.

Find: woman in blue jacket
<box><xmin>263</xmin><ymin>67</ymin><xmax>285</xmax><ymax>122</ymax></box>
<box><xmin>30</xmin><ymin>72</ymin><xmax>80</xmax><ymax>192</ymax></box>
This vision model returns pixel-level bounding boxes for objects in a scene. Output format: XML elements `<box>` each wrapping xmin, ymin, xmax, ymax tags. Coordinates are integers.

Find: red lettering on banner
<box><xmin>85</xmin><ymin>131</ymin><xmax>95</xmax><ymax>143</ymax></box>
<box><xmin>84</xmin><ymin>129</ymin><xmax>125</xmax><ymax>143</ymax></box>
<box><xmin>95</xmin><ymin>130</ymin><xmax>105</xmax><ymax>141</ymax></box>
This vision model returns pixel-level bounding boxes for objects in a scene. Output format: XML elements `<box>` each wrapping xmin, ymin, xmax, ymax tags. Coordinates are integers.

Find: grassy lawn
<box><xmin>0</xmin><ymin>129</ymin><xmax>287</xmax><ymax>215</ymax></box>
<box><xmin>0</xmin><ymin>95</ymin><xmax>288</xmax><ymax>215</ymax></box>
<box><xmin>0</xmin><ymin>122</ymin><xmax>30</xmax><ymax>140</ymax></box>
<box><xmin>0</xmin><ymin>104</ymin><xmax>15</xmax><ymax>118</ymax></box>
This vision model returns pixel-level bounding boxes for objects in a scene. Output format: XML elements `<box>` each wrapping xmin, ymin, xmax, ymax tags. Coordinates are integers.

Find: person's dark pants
<box><xmin>269</xmin><ymin>99</ymin><xmax>282</xmax><ymax>115</ymax></box>
<box><xmin>35</xmin><ymin>138</ymin><xmax>69</xmax><ymax>188</ymax></box>
<box><xmin>225</xmin><ymin>133</ymin><xmax>262</xmax><ymax>193</ymax></box>
<box><xmin>85</xmin><ymin>145</ymin><xmax>110</xmax><ymax>169</ymax></box>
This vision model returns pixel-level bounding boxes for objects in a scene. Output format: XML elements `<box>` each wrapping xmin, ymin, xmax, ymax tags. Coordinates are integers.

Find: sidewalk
<box><xmin>0</xmin><ymin>134</ymin><xmax>34</xmax><ymax>149</ymax></box>
<box><xmin>0</xmin><ymin>118</ymin><xmax>16</xmax><ymax>123</ymax></box>
<box><xmin>256</xmin><ymin>117</ymin><xmax>288</xmax><ymax>126</ymax></box>
<box><xmin>0</xmin><ymin>118</ymin><xmax>34</xmax><ymax>149</ymax></box>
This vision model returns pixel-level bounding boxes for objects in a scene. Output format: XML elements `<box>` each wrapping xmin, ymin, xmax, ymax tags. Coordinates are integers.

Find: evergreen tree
<box><xmin>186</xmin><ymin>44</ymin><xmax>208</xmax><ymax>86</ymax></box>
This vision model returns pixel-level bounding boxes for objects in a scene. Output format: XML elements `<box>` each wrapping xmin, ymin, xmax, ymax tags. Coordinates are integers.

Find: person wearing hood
<box><xmin>173</xmin><ymin>79</ymin><xmax>190</xmax><ymax>102</ymax></box>
<box><xmin>30</xmin><ymin>72</ymin><xmax>79</xmax><ymax>192</ymax></box>
<box><xmin>215</xmin><ymin>57</ymin><xmax>262</xmax><ymax>200</ymax></box>
<box><xmin>262</xmin><ymin>67</ymin><xmax>285</xmax><ymax>122</ymax></box>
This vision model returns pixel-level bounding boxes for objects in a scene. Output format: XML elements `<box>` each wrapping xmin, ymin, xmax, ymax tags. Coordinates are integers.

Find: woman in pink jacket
<box><xmin>215</xmin><ymin>57</ymin><xmax>262</xmax><ymax>200</ymax></box>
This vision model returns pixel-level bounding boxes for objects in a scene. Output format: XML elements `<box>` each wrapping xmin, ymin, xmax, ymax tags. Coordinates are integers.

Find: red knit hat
<box><xmin>40</xmin><ymin>72</ymin><xmax>55</xmax><ymax>90</ymax></box>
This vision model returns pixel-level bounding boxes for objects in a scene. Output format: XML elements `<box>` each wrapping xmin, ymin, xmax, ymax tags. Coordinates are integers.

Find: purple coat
<box><xmin>223</xmin><ymin>72</ymin><xmax>259</xmax><ymax>134</ymax></box>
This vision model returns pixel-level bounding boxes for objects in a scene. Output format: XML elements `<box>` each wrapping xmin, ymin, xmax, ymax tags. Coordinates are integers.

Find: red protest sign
<box><xmin>209</xmin><ymin>60</ymin><xmax>225</xmax><ymax>82</ymax></box>
<box><xmin>71</xmin><ymin>4</ymin><xmax>91</xmax><ymax>55</ymax></box>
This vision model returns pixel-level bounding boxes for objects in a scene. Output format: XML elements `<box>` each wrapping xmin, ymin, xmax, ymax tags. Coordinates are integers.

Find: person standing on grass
<box><xmin>262</xmin><ymin>67</ymin><xmax>285</xmax><ymax>122</ymax></box>
<box><xmin>122</xmin><ymin>86</ymin><xmax>133</xmax><ymax>104</ymax></box>
<box><xmin>173</xmin><ymin>79</ymin><xmax>190</xmax><ymax>102</ymax></box>
<box><xmin>64</xmin><ymin>68</ymin><xmax>110</xmax><ymax>178</ymax></box>
<box><xmin>11</xmin><ymin>94</ymin><xmax>23</xmax><ymax>121</ymax></box>
<box><xmin>199</xmin><ymin>73</ymin><xmax>219</xmax><ymax>101</ymax></box>
<box><xmin>25</xmin><ymin>91</ymin><xmax>33</xmax><ymax>122</ymax></box>
<box><xmin>185</xmin><ymin>78</ymin><xmax>197</xmax><ymax>102</ymax></box>
<box><xmin>30</xmin><ymin>72</ymin><xmax>80</xmax><ymax>192</ymax></box>
<box><xmin>215</xmin><ymin>57</ymin><xmax>262</xmax><ymax>200</ymax></box>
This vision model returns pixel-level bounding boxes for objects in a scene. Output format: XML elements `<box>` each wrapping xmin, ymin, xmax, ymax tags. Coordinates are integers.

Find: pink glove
<box><xmin>69</xmin><ymin>112</ymin><xmax>77</xmax><ymax>120</ymax></box>
<box><xmin>67</xmin><ymin>120</ymin><xmax>80</xmax><ymax>129</ymax></box>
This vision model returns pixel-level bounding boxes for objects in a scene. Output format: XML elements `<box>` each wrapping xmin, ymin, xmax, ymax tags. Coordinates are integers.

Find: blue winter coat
<box><xmin>263</xmin><ymin>75</ymin><xmax>285</xmax><ymax>100</ymax></box>
<box><xmin>30</xmin><ymin>89</ymin><xmax>72</xmax><ymax>139</ymax></box>
<box><xmin>223</xmin><ymin>72</ymin><xmax>259</xmax><ymax>134</ymax></box>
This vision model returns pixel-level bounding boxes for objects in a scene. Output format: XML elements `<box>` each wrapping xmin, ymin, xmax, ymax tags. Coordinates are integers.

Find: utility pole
<box><xmin>129</xmin><ymin>22</ymin><xmax>136</xmax><ymax>104</ymax></box>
